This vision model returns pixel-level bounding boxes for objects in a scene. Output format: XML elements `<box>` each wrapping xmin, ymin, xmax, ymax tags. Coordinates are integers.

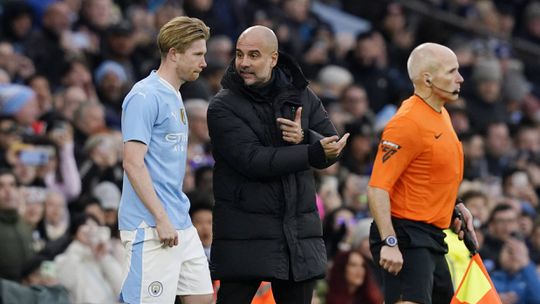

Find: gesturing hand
<box><xmin>320</xmin><ymin>133</ymin><xmax>350</xmax><ymax>159</ymax></box>
<box><xmin>277</xmin><ymin>107</ymin><xmax>304</xmax><ymax>144</ymax></box>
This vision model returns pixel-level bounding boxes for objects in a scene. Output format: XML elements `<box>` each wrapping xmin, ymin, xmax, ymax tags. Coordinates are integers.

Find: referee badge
<box><xmin>380</xmin><ymin>140</ymin><xmax>401</xmax><ymax>163</ymax></box>
<box><xmin>148</xmin><ymin>281</ymin><xmax>163</xmax><ymax>297</ymax></box>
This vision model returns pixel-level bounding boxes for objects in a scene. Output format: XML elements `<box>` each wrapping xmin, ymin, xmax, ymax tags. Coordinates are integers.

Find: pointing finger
<box><xmin>337</xmin><ymin>133</ymin><xmax>350</xmax><ymax>146</ymax></box>
<box><xmin>294</xmin><ymin>107</ymin><xmax>302</xmax><ymax>124</ymax></box>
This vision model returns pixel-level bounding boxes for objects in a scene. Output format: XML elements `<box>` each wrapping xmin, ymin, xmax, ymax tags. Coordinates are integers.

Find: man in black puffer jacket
<box><xmin>207</xmin><ymin>25</ymin><xmax>349</xmax><ymax>304</ymax></box>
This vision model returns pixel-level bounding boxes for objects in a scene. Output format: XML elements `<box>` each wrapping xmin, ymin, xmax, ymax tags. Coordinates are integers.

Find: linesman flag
<box><xmin>451</xmin><ymin>253</ymin><xmax>502</xmax><ymax>304</ymax></box>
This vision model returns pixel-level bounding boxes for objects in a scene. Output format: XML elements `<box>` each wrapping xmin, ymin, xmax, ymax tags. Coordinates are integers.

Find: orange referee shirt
<box><xmin>369</xmin><ymin>95</ymin><xmax>463</xmax><ymax>229</ymax></box>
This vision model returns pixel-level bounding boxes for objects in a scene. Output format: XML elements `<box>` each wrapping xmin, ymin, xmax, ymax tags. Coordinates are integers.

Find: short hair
<box><xmin>487</xmin><ymin>203</ymin><xmax>515</xmax><ymax>224</ymax></box>
<box><xmin>461</xmin><ymin>190</ymin><xmax>489</xmax><ymax>206</ymax></box>
<box><xmin>157</xmin><ymin>16</ymin><xmax>210</xmax><ymax>57</ymax></box>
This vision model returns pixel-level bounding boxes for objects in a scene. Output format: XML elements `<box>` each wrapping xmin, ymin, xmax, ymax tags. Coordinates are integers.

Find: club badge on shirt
<box><xmin>180</xmin><ymin>108</ymin><xmax>186</xmax><ymax>125</ymax></box>
<box><xmin>380</xmin><ymin>140</ymin><xmax>401</xmax><ymax>163</ymax></box>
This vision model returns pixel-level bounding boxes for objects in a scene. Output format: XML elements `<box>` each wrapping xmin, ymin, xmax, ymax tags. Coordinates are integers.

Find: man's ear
<box><xmin>168</xmin><ymin>47</ymin><xmax>179</xmax><ymax>62</ymax></box>
<box><xmin>271</xmin><ymin>51</ymin><xmax>278</xmax><ymax>68</ymax></box>
<box><xmin>423</xmin><ymin>73</ymin><xmax>432</xmax><ymax>87</ymax></box>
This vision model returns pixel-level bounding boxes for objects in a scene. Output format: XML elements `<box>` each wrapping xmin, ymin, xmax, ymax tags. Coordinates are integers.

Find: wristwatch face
<box><xmin>385</xmin><ymin>236</ymin><xmax>398</xmax><ymax>247</ymax></box>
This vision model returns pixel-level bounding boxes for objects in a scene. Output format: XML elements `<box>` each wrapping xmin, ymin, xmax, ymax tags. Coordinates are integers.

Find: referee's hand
<box><xmin>380</xmin><ymin>245</ymin><xmax>403</xmax><ymax>275</ymax></box>
<box><xmin>156</xmin><ymin>217</ymin><xmax>179</xmax><ymax>248</ymax></box>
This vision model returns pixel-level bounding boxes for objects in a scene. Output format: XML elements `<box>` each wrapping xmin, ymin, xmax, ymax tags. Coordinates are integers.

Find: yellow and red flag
<box><xmin>451</xmin><ymin>253</ymin><xmax>502</xmax><ymax>304</ymax></box>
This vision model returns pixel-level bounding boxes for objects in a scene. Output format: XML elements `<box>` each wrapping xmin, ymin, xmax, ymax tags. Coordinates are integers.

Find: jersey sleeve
<box><xmin>369</xmin><ymin>116</ymin><xmax>423</xmax><ymax>191</ymax></box>
<box><xmin>121</xmin><ymin>91</ymin><xmax>158</xmax><ymax>145</ymax></box>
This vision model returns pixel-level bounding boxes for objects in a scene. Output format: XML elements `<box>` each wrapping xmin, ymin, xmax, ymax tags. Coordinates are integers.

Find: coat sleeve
<box><xmin>304</xmin><ymin>88</ymin><xmax>339</xmax><ymax>169</ymax></box>
<box><xmin>208</xmin><ymin>98</ymin><xmax>311</xmax><ymax>179</ymax></box>
<box><xmin>306</xmin><ymin>88</ymin><xmax>337</xmax><ymax>137</ymax></box>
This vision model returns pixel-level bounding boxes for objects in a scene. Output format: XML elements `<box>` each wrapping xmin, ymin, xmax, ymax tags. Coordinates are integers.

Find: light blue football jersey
<box><xmin>119</xmin><ymin>71</ymin><xmax>191</xmax><ymax>230</ymax></box>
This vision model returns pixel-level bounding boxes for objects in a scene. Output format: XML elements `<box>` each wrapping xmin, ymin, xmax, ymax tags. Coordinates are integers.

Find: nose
<box><xmin>457</xmin><ymin>72</ymin><xmax>464</xmax><ymax>83</ymax></box>
<box><xmin>201</xmin><ymin>57</ymin><xmax>207</xmax><ymax>68</ymax></box>
<box><xmin>238</xmin><ymin>56</ymin><xmax>250</xmax><ymax>68</ymax></box>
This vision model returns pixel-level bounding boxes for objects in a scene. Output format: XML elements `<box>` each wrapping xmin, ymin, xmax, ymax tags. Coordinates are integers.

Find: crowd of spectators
<box><xmin>1</xmin><ymin>0</ymin><xmax>540</xmax><ymax>303</ymax></box>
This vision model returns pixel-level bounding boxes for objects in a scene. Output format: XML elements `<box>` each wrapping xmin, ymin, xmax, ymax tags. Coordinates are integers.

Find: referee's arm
<box><xmin>368</xmin><ymin>186</ymin><xmax>403</xmax><ymax>275</ymax></box>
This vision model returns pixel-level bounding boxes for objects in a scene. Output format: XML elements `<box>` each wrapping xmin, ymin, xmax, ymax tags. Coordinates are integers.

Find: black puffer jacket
<box><xmin>207</xmin><ymin>52</ymin><xmax>337</xmax><ymax>282</ymax></box>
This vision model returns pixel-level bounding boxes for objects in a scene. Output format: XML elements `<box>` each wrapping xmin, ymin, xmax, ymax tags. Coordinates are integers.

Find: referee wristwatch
<box><xmin>382</xmin><ymin>235</ymin><xmax>398</xmax><ymax>247</ymax></box>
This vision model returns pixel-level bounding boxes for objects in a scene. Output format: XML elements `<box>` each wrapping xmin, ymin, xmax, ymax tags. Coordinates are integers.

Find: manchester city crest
<box><xmin>180</xmin><ymin>108</ymin><xmax>186</xmax><ymax>125</ymax></box>
<box><xmin>148</xmin><ymin>281</ymin><xmax>163</xmax><ymax>297</ymax></box>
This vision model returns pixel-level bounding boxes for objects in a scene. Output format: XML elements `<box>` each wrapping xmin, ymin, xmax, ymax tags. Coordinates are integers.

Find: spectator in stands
<box><xmin>461</xmin><ymin>132</ymin><xmax>490</xmax><ymax>181</ymax></box>
<box><xmin>316</xmin><ymin>65</ymin><xmax>353</xmax><ymax>105</ymax></box>
<box><xmin>54</xmin><ymin>213</ymin><xmax>122</xmax><ymax>304</ymax></box>
<box><xmin>185</xmin><ymin>99</ymin><xmax>210</xmax><ymax>161</ymax></box>
<box><xmin>0</xmin><ymin>116</ymin><xmax>21</xmax><ymax>167</ymax></box>
<box><xmin>94</xmin><ymin>60</ymin><xmax>129</xmax><ymax>128</ymax></box>
<box><xmin>26</xmin><ymin>75</ymin><xmax>54</xmax><ymax>117</ymax></box>
<box><xmin>491</xmin><ymin>237</ymin><xmax>540</xmax><ymax>304</ymax></box>
<box><xmin>340</xmin><ymin>121</ymin><xmax>375</xmax><ymax>176</ymax></box>
<box><xmin>338</xmin><ymin>84</ymin><xmax>374</xmax><ymax>125</ymax></box>
<box><xmin>0</xmin><ymin>1</ymin><xmax>34</xmax><ymax>52</ymax></box>
<box><xmin>60</xmin><ymin>58</ymin><xmax>98</xmax><ymax>102</ymax></box>
<box><xmin>485</xmin><ymin>121</ymin><xmax>515</xmax><ymax>177</ymax></box>
<box><xmin>326</xmin><ymin>250</ymin><xmax>383</xmax><ymax>304</ymax></box>
<box><xmin>480</xmin><ymin>203</ymin><xmax>520</xmax><ymax>271</ymax></box>
<box><xmin>0</xmin><ymin>84</ymin><xmax>41</xmax><ymax>134</ymax></box>
<box><xmin>38</xmin><ymin>191</ymin><xmax>69</xmax><ymax>242</ymax></box>
<box><xmin>323</xmin><ymin>206</ymin><xmax>357</xmax><ymax>259</ymax></box>
<box><xmin>502</xmin><ymin>168</ymin><xmax>539</xmax><ymax>208</ymax></box>
<box><xmin>42</xmin><ymin>122</ymin><xmax>81</xmax><ymax>201</ymax></box>
<box><xmin>466</xmin><ymin>58</ymin><xmax>507</xmax><ymax>132</ymax></box>
<box><xmin>0</xmin><ymin>168</ymin><xmax>34</xmax><ymax>281</ymax></box>
<box><xmin>344</xmin><ymin>30</ymin><xmax>408</xmax><ymax>113</ymax></box>
<box><xmin>24</xmin><ymin>2</ymin><xmax>71</xmax><ymax>89</ymax></box>
<box><xmin>55</xmin><ymin>86</ymin><xmax>87</xmax><ymax>123</ymax></box>
<box><xmin>79</xmin><ymin>133</ymin><xmax>122</xmax><ymax>195</ymax></box>
<box><xmin>189</xmin><ymin>195</ymin><xmax>213</xmax><ymax>260</ymax></box>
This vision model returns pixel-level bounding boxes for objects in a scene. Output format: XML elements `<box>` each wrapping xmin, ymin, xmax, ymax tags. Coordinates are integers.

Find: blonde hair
<box><xmin>157</xmin><ymin>16</ymin><xmax>210</xmax><ymax>57</ymax></box>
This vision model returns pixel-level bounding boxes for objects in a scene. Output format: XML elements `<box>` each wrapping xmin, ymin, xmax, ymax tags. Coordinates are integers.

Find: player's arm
<box><xmin>123</xmin><ymin>141</ymin><xmax>178</xmax><ymax>247</ymax></box>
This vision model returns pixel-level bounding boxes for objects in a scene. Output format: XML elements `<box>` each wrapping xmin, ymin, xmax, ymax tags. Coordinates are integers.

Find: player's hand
<box><xmin>380</xmin><ymin>245</ymin><xmax>403</xmax><ymax>275</ymax></box>
<box><xmin>320</xmin><ymin>133</ymin><xmax>350</xmax><ymax>159</ymax></box>
<box><xmin>277</xmin><ymin>107</ymin><xmax>303</xmax><ymax>144</ymax></box>
<box><xmin>156</xmin><ymin>217</ymin><xmax>178</xmax><ymax>248</ymax></box>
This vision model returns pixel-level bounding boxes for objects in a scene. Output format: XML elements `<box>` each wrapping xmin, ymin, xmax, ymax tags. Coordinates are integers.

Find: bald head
<box><xmin>235</xmin><ymin>26</ymin><xmax>279</xmax><ymax>86</ymax></box>
<box><xmin>237</xmin><ymin>25</ymin><xmax>278</xmax><ymax>54</ymax></box>
<box><xmin>407</xmin><ymin>43</ymin><xmax>456</xmax><ymax>84</ymax></box>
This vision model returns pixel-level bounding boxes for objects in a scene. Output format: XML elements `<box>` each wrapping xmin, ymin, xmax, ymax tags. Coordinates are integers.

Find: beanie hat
<box><xmin>92</xmin><ymin>181</ymin><xmax>121</xmax><ymax>210</ymax></box>
<box><xmin>472</xmin><ymin>58</ymin><xmax>502</xmax><ymax>82</ymax></box>
<box><xmin>94</xmin><ymin>61</ymin><xmax>128</xmax><ymax>86</ymax></box>
<box><xmin>0</xmin><ymin>84</ymin><xmax>34</xmax><ymax>115</ymax></box>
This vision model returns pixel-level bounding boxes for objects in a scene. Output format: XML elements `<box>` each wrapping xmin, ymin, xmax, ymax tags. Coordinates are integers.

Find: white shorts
<box><xmin>119</xmin><ymin>225</ymin><xmax>213</xmax><ymax>304</ymax></box>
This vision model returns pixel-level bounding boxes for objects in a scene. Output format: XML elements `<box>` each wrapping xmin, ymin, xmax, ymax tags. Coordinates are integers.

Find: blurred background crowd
<box><xmin>1</xmin><ymin>0</ymin><xmax>540</xmax><ymax>303</ymax></box>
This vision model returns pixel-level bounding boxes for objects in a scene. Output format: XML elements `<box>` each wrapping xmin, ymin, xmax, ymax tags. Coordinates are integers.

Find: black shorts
<box><xmin>370</xmin><ymin>219</ymin><xmax>454</xmax><ymax>304</ymax></box>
